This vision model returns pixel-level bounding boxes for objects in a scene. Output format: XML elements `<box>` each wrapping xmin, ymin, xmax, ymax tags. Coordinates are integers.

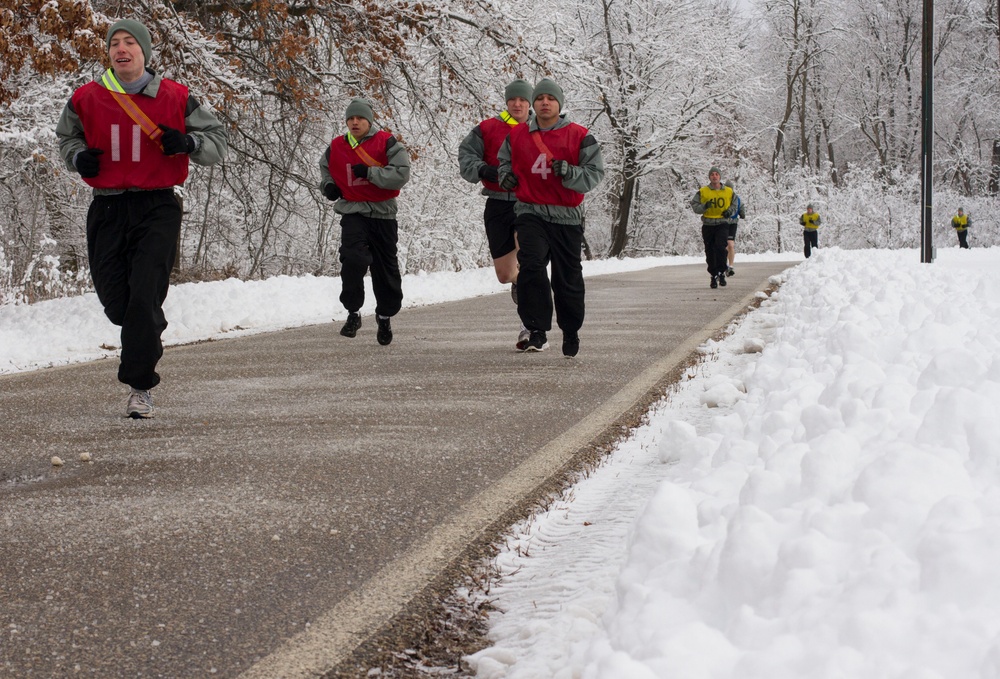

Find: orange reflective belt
<box><xmin>353</xmin><ymin>145</ymin><xmax>384</xmax><ymax>168</ymax></box>
<box><xmin>100</xmin><ymin>69</ymin><xmax>164</xmax><ymax>150</ymax></box>
<box><xmin>530</xmin><ymin>131</ymin><xmax>555</xmax><ymax>163</ymax></box>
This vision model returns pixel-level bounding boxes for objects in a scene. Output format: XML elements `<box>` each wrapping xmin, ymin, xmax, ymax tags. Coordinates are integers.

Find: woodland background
<box><xmin>1</xmin><ymin>0</ymin><xmax>998</xmax><ymax>304</ymax></box>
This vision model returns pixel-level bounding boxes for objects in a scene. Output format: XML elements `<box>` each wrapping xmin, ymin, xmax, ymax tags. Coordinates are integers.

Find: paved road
<box><xmin>1</xmin><ymin>262</ymin><xmax>791</xmax><ymax>678</ymax></box>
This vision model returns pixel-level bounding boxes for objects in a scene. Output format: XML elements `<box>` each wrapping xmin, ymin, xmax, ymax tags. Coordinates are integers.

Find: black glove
<box><xmin>323</xmin><ymin>183</ymin><xmax>341</xmax><ymax>201</ymax></box>
<box><xmin>74</xmin><ymin>148</ymin><xmax>104</xmax><ymax>178</ymax></box>
<box><xmin>499</xmin><ymin>173</ymin><xmax>518</xmax><ymax>191</ymax></box>
<box><xmin>351</xmin><ymin>164</ymin><xmax>369</xmax><ymax>179</ymax></box>
<box><xmin>478</xmin><ymin>165</ymin><xmax>499</xmax><ymax>183</ymax></box>
<box><xmin>552</xmin><ymin>160</ymin><xmax>570</xmax><ymax>177</ymax></box>
<box><xmin>158</xmin><ymin>124</ymin><xmax>195</xmax><ymax>156</ymax></box>
<box><xmin>722</xmin><ymin>205</ymin><xmax>737</xmax><ymax>219</ymax></box>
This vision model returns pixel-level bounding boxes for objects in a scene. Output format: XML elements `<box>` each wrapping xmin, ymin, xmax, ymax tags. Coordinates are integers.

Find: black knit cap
<box><xmin>531</xmin><ymin>78</ymin><xmax>565</xmax><ymax>111</ymax></box>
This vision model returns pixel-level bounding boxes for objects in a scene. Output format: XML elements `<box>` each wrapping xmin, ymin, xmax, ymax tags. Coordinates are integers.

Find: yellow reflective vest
<box><xmin>801</xmin><ymin>212</ymin><xmax>821</xmax><ymax>230</ymax></box>
<box><xmin>698</xmin><ymin>185</ymin><xmax>733</xmax><ymax>220</ymax></box>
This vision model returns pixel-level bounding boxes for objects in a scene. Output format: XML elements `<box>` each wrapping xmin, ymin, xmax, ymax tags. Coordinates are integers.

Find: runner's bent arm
<box><xmin>367</xmin><ymin>137</ymin><xmax>410</xmax><ymax>190</ymax></box>
<box><xmin>559</xmin><ymin>134</ymin><xmax>604</xmax><ymax>194</ymax></box>
<box><xmin>55</xmin><ymin>102</ymin><xmax>88</xmax><ymax>173</ymax></box>
<box><xmin>458</xmin><ymin>125</ymin><xmax>487</xmax><ymax>184</ymax></box>
<box><xmin>185</xmin><ymin>96</ymin><xmax>227</xmax><ymax>166</ymax></box>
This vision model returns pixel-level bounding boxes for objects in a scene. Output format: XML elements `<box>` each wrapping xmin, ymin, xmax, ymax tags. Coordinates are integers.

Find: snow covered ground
<box><xmin>3</xmin><ymin>246</ymin><xmax>998</xmax><ymax>679</ymax></box>
<box><xmin>467</xmin><ymin>246</ymin><xmax>1000</xmax><ymax>679</ymax></box>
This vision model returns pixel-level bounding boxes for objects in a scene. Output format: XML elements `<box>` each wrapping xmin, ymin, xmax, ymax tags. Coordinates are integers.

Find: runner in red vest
<box><xmin>56</xmin><ymin>18</ymin><xmax>227</xmax><ymax>419</ymax></box>
<box><xmin>458</xmin><ymin>78</ymin><xmax>533</xmax><ymax>349</ymax></box>
<box><xmin>320</xmin><ymin>98</ymin><xmax>411</xmax><ymax>346</ymax></box>
<box><xmin>496</xmin><ymin>79</ymin><xmax>604</xmax><ymax>357</ymax></box>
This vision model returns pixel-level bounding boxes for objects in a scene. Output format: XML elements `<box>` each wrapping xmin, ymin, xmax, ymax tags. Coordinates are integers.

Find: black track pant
<box><xmin>515</xmin><ymin>214</ymin><xmax>585</xmax><ymax>334</ymax></box>
<box><xmin>957</xmin><ymin>230</ymin><xmax>969</xmax><ymax>249</ymax></box>
<box><xmin>702</xmin><ymin>223</ymin><xmax>729</xmax><ymax>276</ymax></box>
<box><xmin>338</xmin><ymin>213</ymin><xmax>403</xmax><ymax>317</ymax></box>
<box><xmin>804</xmin><ymin>229</ymin><xmax>819</xmax><ymax>258</ymax></box>
<box><xmin>87</xmin><ymin>190</ymin><xmax>180</xmax><ymax>391</ymax></box>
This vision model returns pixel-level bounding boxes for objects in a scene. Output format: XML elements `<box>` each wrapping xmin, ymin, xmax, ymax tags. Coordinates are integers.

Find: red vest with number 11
<box><xmin>71</xmin><ymin>79</ymin><xmax>189</xmax><ymax>190</ymax></box>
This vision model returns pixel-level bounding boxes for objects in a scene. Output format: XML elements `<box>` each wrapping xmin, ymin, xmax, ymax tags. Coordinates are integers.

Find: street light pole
<box><xmin>920</xmin><ymin>0</ymin><xmax>934</xmax><ymax>263</ymax></box>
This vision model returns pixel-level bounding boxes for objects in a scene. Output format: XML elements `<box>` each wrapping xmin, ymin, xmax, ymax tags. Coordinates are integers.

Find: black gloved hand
<box><xmin>478</xmin><ymin>165</ymin><xmax>499</xmax><ymax>183</ymax></box>
<box><xmin>722</xmin><ymin>205</ymin><xmax>737</xmax><ymax>219</ymax></box>
<box><xmin>351</xmin><ymin>164</ymin><xmax>369</xmax><ymax>179</ymax></box>
<box><xmin>74</xmin><ymin>148</ymin><xmax>104</xmax><ymax>178</ymax></box>
<box><xmin>499</xmin><ymin>173</ymin><xmax>518</xmax><ymax>191</ymax></box>
<box><xmin>323</xmin><ymin>183</ymin><xmax>341</xmax><ymax>201</ymax></box>
<box><xmin>552</xmin><ymin>160</ymin><xmax>570</xmax><ymax>178</ymax></box>
<box><xmin>158</xmin><ymin>124</ymin><xmax>196</xmax><ymax>156</ymax></box>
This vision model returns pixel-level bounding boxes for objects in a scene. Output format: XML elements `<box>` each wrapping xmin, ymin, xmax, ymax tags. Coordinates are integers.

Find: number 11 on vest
<box><xmin>110</xmin><ymin>124</ymin><xmax>143</xmax><ymax>162</ymax></box>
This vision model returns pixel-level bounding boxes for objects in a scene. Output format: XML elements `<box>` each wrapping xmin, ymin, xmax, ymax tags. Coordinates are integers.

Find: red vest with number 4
<box><xmin>479</xmin><ymin>116</ymin><xmax>516</xmax><ymax>192</ymax></box>
<box><xmin>329</xmin><ymin>131</ymin><xmax>399</xmax><ymax>202</ymax></box>
<box><xmin>509</xmin><ymin>123</ymin><xmax>588</xmax><ymax>208</ymax></box>
<box><xmin>72</xmin><ymin>79</ymin><xmax>189</xmax><ymax>190</ymax></box>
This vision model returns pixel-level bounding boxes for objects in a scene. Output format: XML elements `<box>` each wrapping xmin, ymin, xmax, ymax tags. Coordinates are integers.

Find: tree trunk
<box><xmin>989</xmin><ymin>139</ymin><xmax>1000</xmax><ymax>195</ymax></box>
<box><xmin>772</xmin><ymin>64</ymin><xmax>796</xmax><ymax>177</ymax></box>
<box><xmin>608</xmin><ymin>173</ymin><xmax>636</xmax><ymax>257</ymax></box>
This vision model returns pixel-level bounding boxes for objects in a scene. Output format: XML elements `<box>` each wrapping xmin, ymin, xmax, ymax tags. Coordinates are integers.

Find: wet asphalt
<box><xmin>0</xmin><ymin>261</ymin><xmax>792</xmax><ymax>678</ymax></box>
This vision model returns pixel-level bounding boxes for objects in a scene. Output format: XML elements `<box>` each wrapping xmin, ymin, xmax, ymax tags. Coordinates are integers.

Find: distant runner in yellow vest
<box><xmin>951</xmin><ymin>208</ymin><xmax>971</xmax><ymax>249</ymax></box>
<box><xmin>800</xmin><ymin>203</ymin><xmax>821</xmax><ymax>258</ymax></box>
<box><xmin>690</xmin><ymin>166</ymin><xmax>735</xmax><ymax>289</ymax></box>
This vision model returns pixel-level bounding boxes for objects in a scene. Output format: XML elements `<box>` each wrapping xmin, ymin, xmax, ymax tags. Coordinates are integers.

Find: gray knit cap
<box><xmin>345</xmin><ymin>98</ymin><xmax>374</xmax><ymax>124</ymax></box>
<box><xmin>106</xmin><ymin>19</ymin><xmax>153</xmax><ymax>63</ymax></box>
<box><xmin>807</xmin><ymin>203</ymin><xmax>815</xmax><ymax>210</ymax></box>
<box><xmin>531</xmin><ymin>78</ymin><xmax>565</xmax><ymax>111</ymax></box>
<box><xmin>504</xmin><ymin>79</ymin><xmax>533</xmax><ymax>103</ymax></box>
<box><xmin>709</xmin><ymin>166</ymin><xmax>722</xmax><ymax>177</ymax></box>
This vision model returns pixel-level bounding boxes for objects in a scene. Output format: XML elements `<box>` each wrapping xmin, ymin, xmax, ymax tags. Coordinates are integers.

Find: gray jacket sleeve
<box><xmin>319</xmin><ymin>146</ymin><xmax>334</xmax><ymax>192</ymax></box>
<box><xmin>691</xmin><ymin>190</ymin><xmax>706</xmax><ymax>214</ymax></box>
<box><xmin>367</xmin><ymin>137</ymin><xmax>410</xmax><ymax>190</ymax></box>
<box><xmin>55</xmin><ymin>101</ymin><xmax>87</xmax><ymax>173</ymax></box>
<box><xmin>559</xmin><ymin>134</ymin><xmax>604</xmax><ymax>194</ymax></box>
<box><xmin>185</xmin><ymin>96</ymin><xmax>227</xmax><ymax>166</ymax></box>
<box><xmin>458</xmin><ymin>125</ymin><xmax>487</xmax><ymax>183</ymax></box>
<box><xmin>497</xmin><ymin>137</ymin><xmax>513</xmax><ymax>186</ymax></box>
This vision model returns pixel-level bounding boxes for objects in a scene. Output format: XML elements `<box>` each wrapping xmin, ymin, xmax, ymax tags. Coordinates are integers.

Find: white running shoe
<box><xmin>515</xmin><ymin>326</ymin><xmax>531</xmax><ymax>351</ymax></box>
<box><xmin>126</xmin><ymin>388</ymin><xmax>154</xmax><ymax>419</ymax></box>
